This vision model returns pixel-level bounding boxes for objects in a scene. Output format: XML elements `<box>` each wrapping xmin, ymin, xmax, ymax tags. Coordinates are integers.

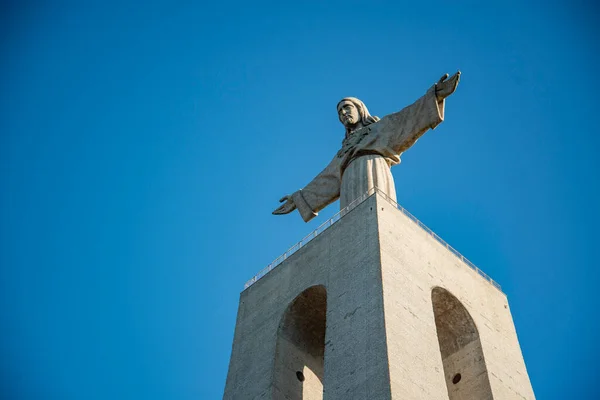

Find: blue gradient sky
<box><xmin>1</xmin><ymin>1</ymin><xmax>599</xmax><ymax>399</ymax></box>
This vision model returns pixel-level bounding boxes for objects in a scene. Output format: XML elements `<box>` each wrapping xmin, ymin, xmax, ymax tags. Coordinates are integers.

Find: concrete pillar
<box><xmin>223</xmin><ymin>193</ymin><xmax>535</xmax><ymax>399</ymax></box>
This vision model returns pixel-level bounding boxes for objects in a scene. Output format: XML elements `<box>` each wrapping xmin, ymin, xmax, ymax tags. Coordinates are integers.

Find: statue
<box><xmin>273</xmin><ymin>72</ymin><xmax>461</xmax><ymax>222</ymax></box>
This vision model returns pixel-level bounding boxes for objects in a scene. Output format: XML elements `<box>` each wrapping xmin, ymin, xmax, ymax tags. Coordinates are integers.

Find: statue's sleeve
<box><xmin>291</xmin><ymin>156</ymin><xmax>341</xmax><ymax>223</ymax></box>
<box><xmin>375</xmin><ymin>85</ymin><xmax>445</xmax><ymax>155</ymax></box>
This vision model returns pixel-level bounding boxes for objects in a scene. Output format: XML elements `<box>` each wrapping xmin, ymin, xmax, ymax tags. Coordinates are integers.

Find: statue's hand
<box><xmin>273</xmin><ymin>195</ymin><xmax>296</xmax><ymax>215</ymax></box>
<box><xmin>435</xmin><ymin>71</ymin><xmax>461</xmax><ymax>101</ymax></box>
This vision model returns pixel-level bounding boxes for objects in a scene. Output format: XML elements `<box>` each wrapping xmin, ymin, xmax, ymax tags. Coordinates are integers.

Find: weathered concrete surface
<box><xmin>224</xmin><ymin>193</ymin><xmax>535</xmax><ymax>399</ymax></box>
<box><xmin>376</xmin><ymin>194</ymin><xmax>535</xmax><ymax>399</ymax></box>
<box><xmin>225</xmin><ymin>195</ymin><xmax>390</xmax><ymax>399</ymax></box>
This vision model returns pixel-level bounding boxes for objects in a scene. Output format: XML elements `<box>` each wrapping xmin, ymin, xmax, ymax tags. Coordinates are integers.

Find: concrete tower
<box><xmin>223</xmin><ymin>190</ymin><xmax>535</xmax><ymax>399</ymax></box>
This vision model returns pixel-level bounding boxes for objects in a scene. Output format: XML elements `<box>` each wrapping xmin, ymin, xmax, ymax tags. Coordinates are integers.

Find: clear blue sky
<box><xmin>1</xmin><ymin>1</ymin><xmax>598</xmax><ymax>399</ymax></box>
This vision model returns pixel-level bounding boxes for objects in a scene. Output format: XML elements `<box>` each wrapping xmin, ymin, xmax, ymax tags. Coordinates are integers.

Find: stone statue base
<box><xmin>226</xmin><ymin>191</ymin><xmax>535</xmax><ymax>399</ymax></box>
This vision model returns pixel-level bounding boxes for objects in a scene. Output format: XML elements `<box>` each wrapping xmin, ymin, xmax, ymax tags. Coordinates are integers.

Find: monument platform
<box><xmin>224</xmin><ymin>189</ymin><xmax>535</xmax><ymax>399</ymax></box>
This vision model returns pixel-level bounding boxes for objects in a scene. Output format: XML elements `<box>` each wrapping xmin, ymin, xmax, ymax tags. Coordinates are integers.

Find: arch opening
<box><xmin>272</xmin><ymin>285</ymin><xmax>326</xmax><ymax>400</ymax></box>
<box><xmin>432</xmin><ymin>287</ymin><xmax>493</xmax><ymax>400</ymax></box>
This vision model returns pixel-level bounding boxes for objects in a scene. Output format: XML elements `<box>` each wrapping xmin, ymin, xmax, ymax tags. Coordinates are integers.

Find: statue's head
<box><xmin>337</xmin><ymin>97</ymin><xmax>380</xmax><ymax>137</ymax></box>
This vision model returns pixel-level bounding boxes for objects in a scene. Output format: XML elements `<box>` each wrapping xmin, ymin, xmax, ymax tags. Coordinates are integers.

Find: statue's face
<box><xmin>337</xmin><ymin>100</ymin><xmax>361</xmax><ymax>128</ymax></box>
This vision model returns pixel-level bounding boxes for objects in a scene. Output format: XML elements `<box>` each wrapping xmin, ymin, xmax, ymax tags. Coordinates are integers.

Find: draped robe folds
<box><xmin>291</xmin><ymin>85</ymin><xmax>445</xmax><ymax>222</ymax></box>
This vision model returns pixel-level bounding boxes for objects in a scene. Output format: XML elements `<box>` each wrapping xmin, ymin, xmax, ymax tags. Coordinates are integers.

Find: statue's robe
<box><xmin>292</xmin><ymin>85</ymin><xmax>445</xmax><ymax>222</ymax></box>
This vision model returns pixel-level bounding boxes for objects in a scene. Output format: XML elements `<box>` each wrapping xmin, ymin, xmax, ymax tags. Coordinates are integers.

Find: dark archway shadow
<box><xmin>432</xmin><ymin>287</ymin><xmax>494</xmax><ymax>400</ymax></box>
<box><xmin>272</xmin><ymin>285</ymin><xmax>327</xmax><ymax>400</ymax></box>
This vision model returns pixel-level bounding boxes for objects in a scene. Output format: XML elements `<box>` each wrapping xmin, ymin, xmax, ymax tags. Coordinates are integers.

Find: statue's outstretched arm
<box><xmin>273</xmin><ymin>156</ymin><xmax>342</xmax><ymax>222</ymax></box>
<box><xmin>377</xmin><ymin>71</ymin><xmax>460</xmax><ymax>155</ymax></box>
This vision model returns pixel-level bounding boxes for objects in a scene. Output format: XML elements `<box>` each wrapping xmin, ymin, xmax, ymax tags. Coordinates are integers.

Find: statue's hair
<box><xmin>337</xmin><ymin>97</ymin><xmax>380</xmax><ymax>137</ymax></box>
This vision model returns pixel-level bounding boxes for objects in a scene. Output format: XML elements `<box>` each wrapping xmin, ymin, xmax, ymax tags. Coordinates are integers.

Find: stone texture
<box><xmin>273</xmin><ymin>72</ymin><xmax>461</xmax><ymax>222</ymax></box>
<box><xmin>376</xmin><ymin>195</ymin><xmax>534</xmax><ymax>399</ymax></box>
<box><xmin>225</xmin><ymin>195</ymin><xmax>389</xmax><ymax>399</ymax></box>
<box><xmin>225</xmin><ymin>193</ymin><xmax>535</xmax><ymax>399</ymax></box>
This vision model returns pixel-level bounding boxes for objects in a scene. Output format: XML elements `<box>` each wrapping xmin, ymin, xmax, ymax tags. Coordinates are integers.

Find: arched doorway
<box><xmin>272</xmin><ymin>285</ymin><xmax>327</xmax><ymax>400</ymax></box>
<box><xmin>432</xmin><ymin>287</ymin><xmax>493</xmax><ymax>400</ymax></box>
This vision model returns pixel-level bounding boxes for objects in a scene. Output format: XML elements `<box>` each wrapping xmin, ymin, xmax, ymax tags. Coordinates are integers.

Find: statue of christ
<box><xmin>273</xmin><ymin>72</ymin><xmax>461</xmax><ymax>222</ymax></box>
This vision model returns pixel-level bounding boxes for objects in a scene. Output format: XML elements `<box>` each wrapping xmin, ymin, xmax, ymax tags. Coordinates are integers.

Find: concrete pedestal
<box><xmin>224</xmin><ymin>193</ymin><xmax>535</xmax><ymax>399</ymax></box>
